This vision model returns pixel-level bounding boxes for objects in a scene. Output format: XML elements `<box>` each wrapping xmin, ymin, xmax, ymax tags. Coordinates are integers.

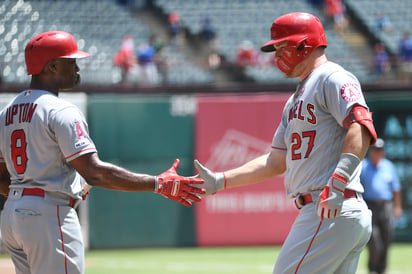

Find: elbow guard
<box><xmin>342</xmin><ymin>105</ymin><xmax>377</xmax><ymax>145</ymax></box>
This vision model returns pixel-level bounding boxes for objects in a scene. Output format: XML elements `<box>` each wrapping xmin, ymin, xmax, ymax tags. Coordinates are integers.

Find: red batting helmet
<box><xmin>260</xmin><ymin>12</ymin><xmax>327</xmax><ymax>74</ymax></box>
<box><xmin>25</xmin><ymin>31</ymin><xmax>91</xmax><ymax>75</ymax></box>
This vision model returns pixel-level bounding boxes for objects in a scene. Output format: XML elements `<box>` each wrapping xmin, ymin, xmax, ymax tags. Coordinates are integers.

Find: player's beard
<box><xmin>285</xmin><ymin>61</ymin><xmax>308</xmax><ymax>79</ymax></box>
<box><xmin>74</xmin><ymin>73</ymin><xmax>81</xmax><ymax>85</ymax></box>
<box><xmin>59</xmin><ymin>74</ymin><xmax>81</xmax><ymax>91</ymax></box>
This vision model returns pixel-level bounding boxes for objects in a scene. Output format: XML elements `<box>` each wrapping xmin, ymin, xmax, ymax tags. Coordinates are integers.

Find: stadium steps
<box><xmin>132</xmin><ymin>6</ymin><xmax>251</xmax><ymax>85</ymax></box>
<box><xmin>339</xmin><ymin>2</ymin><xmax>400</xmax><ymax>83</ymax></box>
<box><xmin>338</xmin><ymin>25</ymin><xmax>374</xmax><ymax>69</ymax></box>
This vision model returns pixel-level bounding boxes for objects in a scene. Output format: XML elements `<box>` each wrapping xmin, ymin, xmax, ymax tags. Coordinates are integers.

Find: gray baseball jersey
<box><xmin>271</xmin><ymin>61</ymin><xmax>367</xmax><ymax>197</ymax></box>
<box><xmin>270</xmin><ymin>61</ymin><xmax>372</xmax><ymax>274</ymax></box>
<box><xmin>0</xmin><ymin>89</ymin><xmax>96</xmax><ymax>274</ymax></box>
<box><xmin>0</xmin><ymin>89</ymin><xmax>96</xmax><ymax>197</ymax></box>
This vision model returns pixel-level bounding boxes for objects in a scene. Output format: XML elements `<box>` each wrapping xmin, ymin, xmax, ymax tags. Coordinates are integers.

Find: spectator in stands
<box><xmin>323</xmin><ymin>0</ymin><xmax>348</xmax><ymax>32</ymax></box>
<box><xmin>168</xmin><ymin>11</ymin><xmax>184</xmax><ymax>46</ymax></box>
<box><xmin>136</xmin><ymin>42</ymin><xmax>159</xmax><ymax>85</ymax></box>
<box><xmin>154</xmin><ymin>45</ymin><xmax>169</xmax><ymax>85</ymax></box>
<box><xmin>199</xmin><ymin>16</ymin><xmax>219</xmax><ymax>68</ymax></box>
<box><xmin>207</xmin><ymin>51</ymin><xmax>221</xmax><ymax>69</ymax></box>
<box><xmin>116</xmin><ymin>0</ymin><xmax>130</xmax><ymax>6</ymax></box>
<box><xmin>113</xmin><ymin>35</ymin><xmax>137</xmax><ymax>84</ymax></box>
<box><xmin>150</xmin><ymin>35</ymin><xmax>170</xmax><ymax>85</ymax></box>
<box><xmin>373</xmin><ymin>43</ymin><xmax>391</xmax><ymax>81</ymax></box>
<box><xmin>375</xmin><ymin>13</ymin><xmax>392</xmax><ymax>33</ymax></box>
<box><xmin>236</xmin><ymin>40</ymin><xmax>259</xmax><ymax>67</ymax></box>
<box><xmin>199</xmin><ymin>16</ymin><xmax>217</xmax><ymax>47</ymax></box>
<box><xmin>307</xmin><ymin>0</ymin><xmax>324</xmax><ymax>7</ymax></box>
<box><xmin>398</xmin><ymin>31</ymin><xmax>412</xmax><ymax>83</ymax></box>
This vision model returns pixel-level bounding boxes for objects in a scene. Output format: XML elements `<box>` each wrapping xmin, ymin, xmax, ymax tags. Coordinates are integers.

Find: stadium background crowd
<box><xmin>0</xmin><ymin>0</ymin><xmax>412</xmax><ymax>90</ymax></box>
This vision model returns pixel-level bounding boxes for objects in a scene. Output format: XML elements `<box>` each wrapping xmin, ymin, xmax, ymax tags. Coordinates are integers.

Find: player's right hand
<box><xmin>155</xmin><ymin>159</ymin><xmax>206</xmax><ymax>207</ymax></box>
<box><xmin>193</xmin><ymin>160</ymin><xmax>226</xmax><ymax>197</ymax></box>
<box><xmin>317</xmin><ymin>173</ymin><xmax>347</xmax><ymax>219</ymax></box>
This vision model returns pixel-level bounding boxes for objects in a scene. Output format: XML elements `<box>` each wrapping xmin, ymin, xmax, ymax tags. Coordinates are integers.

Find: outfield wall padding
<box><xmin>87</xmin><ymin>94</ymin><xmax>197</xmax><ymax>248</ymax></box>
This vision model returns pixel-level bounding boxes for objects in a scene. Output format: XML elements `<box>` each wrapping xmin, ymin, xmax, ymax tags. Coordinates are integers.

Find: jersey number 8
<box><xmin>11</xmin><ymin>129</ymin><xmax>28</xmax><ymax>174</ymax></box>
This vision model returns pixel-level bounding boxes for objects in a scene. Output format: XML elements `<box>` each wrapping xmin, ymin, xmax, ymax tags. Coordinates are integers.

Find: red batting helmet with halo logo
<box><xmin>260</xmin><ymin>12</ymin><xmax>327</xmax><ymax>74</ymax></box>
<box><xmin>25</xmin><ymin>31</ymin><xmax>91</xmax><ymax>75</ymax></box>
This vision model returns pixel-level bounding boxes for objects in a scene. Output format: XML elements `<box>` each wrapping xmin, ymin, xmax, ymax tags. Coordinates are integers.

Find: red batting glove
<box><xmin>155</xmin><ymin>159</ymin><xmax>205</xmax><ymax>207</ymax></box>
<box><xmin>317</xmin><ymin>173</ymin><xmax>348</xmax><ymax>219</ymax></box>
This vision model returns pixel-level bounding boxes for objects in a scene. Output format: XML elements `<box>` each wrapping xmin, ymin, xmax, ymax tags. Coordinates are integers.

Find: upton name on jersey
<box><xmin>5</xmin><ymin>103</ymin><xmax>37</xmax><ymax>126</ymax></box>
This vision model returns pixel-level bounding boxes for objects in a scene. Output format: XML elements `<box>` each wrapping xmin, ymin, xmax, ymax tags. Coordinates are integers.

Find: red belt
<box><xmin>22</xmin><ymin>188</ymin><xmax>77</xmax><ymax>208</ymax></box>
<box><xmin>295</xmin><ymin>189</ymin><xmax>358</xmax><ymax>209</ymax></box>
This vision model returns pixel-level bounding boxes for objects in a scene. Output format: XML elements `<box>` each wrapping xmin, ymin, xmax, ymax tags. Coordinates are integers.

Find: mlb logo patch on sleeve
<box><xmin>75</xmin><ymin>139</ymin><xmax>91</xmax><ymax>149</ymax></box>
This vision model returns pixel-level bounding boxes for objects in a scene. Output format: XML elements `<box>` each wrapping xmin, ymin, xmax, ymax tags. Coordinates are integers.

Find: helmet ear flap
<box><xmin>297</xmin><ymin>41</ymin><xmax>306</xmax><ymax>51</ymax></box>
<box><xmin>296</xmin><ymin>40</ymin><xmax>314</xmax><ymax>59</ymax></box>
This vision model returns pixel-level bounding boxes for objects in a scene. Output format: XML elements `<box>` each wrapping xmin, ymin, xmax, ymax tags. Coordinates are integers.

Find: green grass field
<box><xmin>1</xmin><ymin>243</ymin><xmax>411</xmax><ymax>273</ymax></box>
<box><xmin>83</xmin><ymin>243</ymin><xmax>412</xmax><ymax>274</ymax></box>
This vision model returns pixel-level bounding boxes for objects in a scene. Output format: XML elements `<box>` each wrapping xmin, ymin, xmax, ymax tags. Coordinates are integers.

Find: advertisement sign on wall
<box><xmin>195</xmin><ymin>93</ymin><xmax>299</xmax><ymax>246</ymax></box>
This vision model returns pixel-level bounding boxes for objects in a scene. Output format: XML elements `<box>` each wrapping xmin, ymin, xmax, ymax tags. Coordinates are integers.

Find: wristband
<box><xmin>334</xmin><ymin>153</ymin><xmax>361</xmax><ymax>180</ymax></box>
<box><xmin>215</xmin><ymin>172</ymin><xmax>226</xmax><ymax>192</ymax></box>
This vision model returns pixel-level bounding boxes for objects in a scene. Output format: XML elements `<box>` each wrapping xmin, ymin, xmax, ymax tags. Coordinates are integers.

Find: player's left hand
<box><xmin>82</xmin><ymin>182</ymin><xmax>92</xmax><ymax>200</ymax></box>
<box><xmin>317</xmin><ymin>173</ymin><xmax>348</xmax><ymax>219</ymax></box>
<box><xmin>155</xmin><ymin>159</ymin><xmax>205</xmax><ymax>207</ymax></box>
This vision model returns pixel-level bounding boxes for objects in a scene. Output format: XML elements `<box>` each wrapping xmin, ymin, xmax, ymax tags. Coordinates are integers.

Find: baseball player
<box><xmin>0</xmin><ymin>31</ymin><xmax>205</xmax><ymax>274</ymax></box>
<box><xmin>194</xmin><ymin>13</ymin><xmax>377</xmax><ymax>273</ymax></box>
<box><xmin>360</xmin><ymin>138</ymin><xmax>402</xmax><ymax>274</ymax></box>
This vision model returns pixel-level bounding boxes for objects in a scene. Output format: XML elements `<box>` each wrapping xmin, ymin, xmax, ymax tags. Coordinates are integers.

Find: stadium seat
<box><xmin>0</xmin><ymin>0</ymin><xmax>214</xmax><ymax>85</ymax></box>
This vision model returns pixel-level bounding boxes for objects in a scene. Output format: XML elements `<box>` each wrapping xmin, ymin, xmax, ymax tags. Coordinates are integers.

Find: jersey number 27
<box><xmin>291</xmin><ymin>130</ymin><xmax>316</xmax><ymax>160</ymax></box>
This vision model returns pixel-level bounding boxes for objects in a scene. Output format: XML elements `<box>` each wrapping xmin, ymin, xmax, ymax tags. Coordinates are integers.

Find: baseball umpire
<box><xmin>0</xmin><ymin>31</ymin><xmax>205</xmax><ymax>274</ymax></box>
<box><xmin>194</xmin><ymin>12</ymin><xmax>376</xmax><ymax>273</ymax></box>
